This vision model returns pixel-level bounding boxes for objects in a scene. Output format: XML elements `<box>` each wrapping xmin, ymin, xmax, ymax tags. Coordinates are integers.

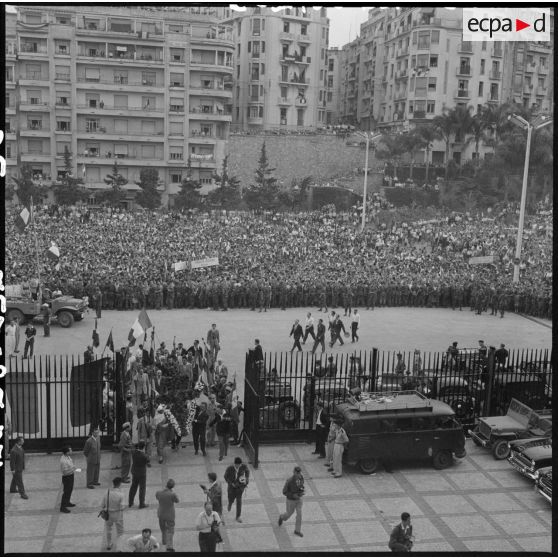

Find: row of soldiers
<box><xmin>55</xmin><ymin>277</ymin><xmax>552</xmax><ymax>321</ymax></box>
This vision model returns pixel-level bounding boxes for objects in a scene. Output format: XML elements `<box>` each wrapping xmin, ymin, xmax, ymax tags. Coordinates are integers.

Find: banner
<box><xmin>191</xmin><ymin>257</ymin><xmax>219</xmax><ymax>269</ymax></box>
<box><xmin>469</xmin><ymin>255</ymin><xmax>495</xmax><ymax>265</ymax></box>
<box><xmin>172</xmin><ymin>261</ymin><xmax>188</xmax><ymax>272</ymax></box>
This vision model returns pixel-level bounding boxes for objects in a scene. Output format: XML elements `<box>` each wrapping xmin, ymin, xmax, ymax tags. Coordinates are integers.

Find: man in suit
<box><xmin>83</xmin><ymin>426</ymin><xmax>101</xmax><ymax>488</ymax></box>
<box><xmin>206</xmin><ymin>323</ymin><xmax>221</xmax><ymax>361</ymax></box>
<box><xmin>312</xmin><ymin>401</ymin><xmax>329</xmax><ymax>458</ymax></box>
<box><xmin>156</xmin><ymin>478</ymin><xmax>179</xmax><ymax>552</ymax></box>
<box><xmin>202</xmin><ymin>472</ymin><xmax>223</xmax><ymax>522</ymax></box>
<box><xmin>311</xmin><ymin>318</ymin><xmax>326</xmax><ymax>354</ymax></box>
<box><xmin>128</xmin><ymin>441</ymin><xmax>149</xmax><ymax>508</ymax></box>
<box><xmin>224</xmin><ymin>456</ymin><xmax>249</xmax><ymax>523</ymax></box>
<box><xmin>253</xmin><ymin>339</ymin><xmax>264</xmax><ymax>363</ymax></box>
<box><xmin>389</xmin><ymin>512</ymin><xmax>414</xmax><ymax>552</ymax></box>
<box><xmin>289</xmin><ymin>319</ymin><xmax>304</xmax><ymax>353</ymax></box>
<box><xmin>119</xmin><ymin>422</ymin><xmax>133</xmax><ymax>482</ymax></box>
<box><xmin>9</xmin><ymin>437</ymin><xmax>28</xmax><ymax>499</ymax></box>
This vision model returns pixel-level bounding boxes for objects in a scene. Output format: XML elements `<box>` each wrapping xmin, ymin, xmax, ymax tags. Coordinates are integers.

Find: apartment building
<box><xmin>336</xmin><ymin>7</ymin><xmax>553</xmax><ymax>165</ymax></box>
<box><xmin>325</xmin><ymin>47</ymin><xmax>342</xmax><ymax>124</ymax></box>
<box><xmin>6</xmin><ymin>5</ymin><xmax>234</xmax><ymax>206</ymax></box>
<box><xmin>225</xmin><ymin>6</ymin><xmax>330</xmax><ymax>130</ymax></box>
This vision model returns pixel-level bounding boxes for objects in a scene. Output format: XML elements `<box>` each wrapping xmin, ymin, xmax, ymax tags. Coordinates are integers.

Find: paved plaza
<box><xmin>3</xmin><ymin>439</ymin><xmax>552</xmax><ymax>554</ymax></box>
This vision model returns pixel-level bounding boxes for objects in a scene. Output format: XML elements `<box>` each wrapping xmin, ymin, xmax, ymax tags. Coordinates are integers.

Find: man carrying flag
<box><xmin>105</xmin><ymin>330</ymin><xmax>115</xmax><ymax>354</ymax></box>
<box><xmin>128</xmin><ymin>309</ymin><xmax>153</xmax><ymax>347</ymax></box>
<box><xmin>15</xmin><ymin>206</ymin><xmax>32</xmax><ymax>233</ymax></box>
<box><xmin>47</xmin><ymin>242</ymin><xmax>60</xmax><ymax>271</ymax></box>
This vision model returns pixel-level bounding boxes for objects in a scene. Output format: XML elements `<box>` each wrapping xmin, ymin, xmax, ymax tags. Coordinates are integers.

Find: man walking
<box><xmin>389</xmin><ymin>512</ymin><xmax>414</xmax><ymax>552</ymax></box>
<box><xmin>102</xmin><ymin>477</ymin><xmax>126</xmax><ymax>551</ymax></box>
<box><xmin>119</xmin><ymin>422</ymin><xmax>133</xmax><ymax>482</ymax></box>
<box><xmin>206</xmin><ymin>323</ymin><xmax>221</xmax><ymax>361</ymax></box>
<box><xmin>278</xmin><ymin>466</ymin><xmax>305</xmax><ymax>537</ymax></box>
<box><xmin>224</xmin><ymin>456</ymin><xmax>249</xmax><ymax>523</ymax></box>
<box><xmin>192</xmin><ymin>402</ymin><xmax>209</xmax><ymax>456</ymax></box>
<box><xmin>302</xmin><ymin>313</ymin><xmax>316</xmax><ymax>344</ymax></box>
<box><xmin>289</xmin><ymin>319</ymin><xmax>304</xmax><ymax>353</ymax></box>
<box><xmin>83</xmin><ymin>426</ymin><xmax>101</xmax><ymax>488</ymax></box>
<box><xmin>350</xmin><ymin>309</ymin><xmax>360</xmax><ymax>343</ymax></box>
<box><xmin>9</xmin><ymin>437</ymin><xmax>28</xmax><ymax>499</ymax></box>
<box><xmin>136</xmin><ymin>410</ymin><xmax>152</xmax><ymax>467</ymax></box>
<box><xmin>23</xmin><ymin>323</ymin><xmax>37</xmax><ymax>359</ymax></box>
<box><xmin>60</xmin><ymin>446</ymin><xmax>77</xmax><ymax>513</ymax></box>
<box><xmin>209</xmin><ymin>405</ymin><xmax>232</xmax><ymax>461</ymax></box>
<box><xmin>311</xmin><ymin>318</ymin><xmax>326</xmax><ymax>354</ymax></box>
<box><xmin>330</xmin><ymin>316</ymin><xmax>346</xmax><ymax>347</ymax></box>
<box><xmin>156</xmin><ymin>478</ymin><xmax>179</xmax><ymax>552</ymax></box>
<box><xmin>128</xmin><ymin>441</ymin><xmax>148</xmax><ymax>508</ymax></box>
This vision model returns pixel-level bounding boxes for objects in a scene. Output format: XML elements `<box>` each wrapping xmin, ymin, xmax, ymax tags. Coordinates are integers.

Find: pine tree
<box><xmin>99</xmin><ymin>161</ymin><xmax>128</xmax><ymax>206</ymax></box>
<box><xmin>245</xmin><ymin>142</ymin><xmax>279</xmax><ymax>209</ymax></box>
<box><xmin>11</xmin><ymin>163</ymin><xmax>42</xmax><ymax>206</ymax></box>
<box><xmin>135</xmin><ymin>168</ymin><xmax>162</xmax><ymax>209</ymax></box>
<box><xmin>174</xmin><ymin>156</ymin><xmax>202</xmax><ymax>209</ymax></box>
<box><xmin>208</xmin><ymin>155</ymin><xmax>241</xmax><ymax>207</ymax></box>
<box><xmin>53</xmin><ymin>147</ymin><xmax>86</xmax><ymax>205</ymax></box>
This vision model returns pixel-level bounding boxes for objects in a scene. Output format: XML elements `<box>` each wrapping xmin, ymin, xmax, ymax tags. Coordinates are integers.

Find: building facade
<box><xmin>334</xmin><ymin>7</ymin><xmax>553</xmax><ymax>165</ymax></box>
<box><xmin>6</xmin><ymin>5</ymin><xmax>235</xmax><ymax>206</ymax></box>
<box><xmin>225</xmin><ymin>6</ymin><xmax>330</xmax><ymax>131</ymax></box>
<box><xmin>324</xmin><ymin>47</ymin><xmax>342</xmax><ymax>124</ymax></box>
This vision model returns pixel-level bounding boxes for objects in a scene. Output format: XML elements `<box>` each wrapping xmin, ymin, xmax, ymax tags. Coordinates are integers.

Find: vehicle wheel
<box><xmin>58</xmin><ymin>310</ymin><xmax>74</xmax><ymax>328</ymax></box>
<box><xmin>433</xmin><ymin>450</ymin><xmax>453</xmax><ymax>470</ymax></box>
<box><xmin>278</xmin><ymin>401</ymin><xmax>300</xmax><ymax>426</ymax></box>
<box><xmin>492</xmin><ymin>439</ymin><xmax>510</xmax><ymax>460</ymax></box>
<box><xmin>358</xmin><ymin>458</ymin><xmax>379</xmax><ymax>474</ymax></box>
<box><xmin>470</xmin><ymin>427</ymin><xmax>482</xmax><ymax>447</ymax></box>
<box><xmin>7</xmin><ymin>308</ymin><xmax>26</xmax><ymax>325</ymax></box>
<box><xmin>74</xmin><ymin>315</ymin><xmax>84</xmax><ymax>322</ymax></box>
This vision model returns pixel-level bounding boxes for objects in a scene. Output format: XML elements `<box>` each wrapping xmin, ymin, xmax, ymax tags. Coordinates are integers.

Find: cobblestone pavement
<box><xmin>4</xmin><ymin>439</ymin><xmax>552</xmax><ymax>554</ymax></box>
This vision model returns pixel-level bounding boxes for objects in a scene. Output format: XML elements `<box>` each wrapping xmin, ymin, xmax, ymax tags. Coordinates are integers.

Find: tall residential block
<box><xmin>6</xmin><ymin>5</ymin><xmax>235</xmax><ymax>206</ymax></box>
<box><xmin>224</xmin><ymin>6</ymin><xmax>330</xmax><ymax>131</ymax></box>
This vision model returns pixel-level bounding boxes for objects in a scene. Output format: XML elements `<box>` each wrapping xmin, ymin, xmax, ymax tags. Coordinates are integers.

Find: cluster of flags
<box><xmin>15</xmin><ymin>205</ymin><xmax>61</xmax><ymax>271</ymax></box>
<box><xmin>97</xmin><ymin>309</ymin><xmax>153</xmax><ymax>357</ymax></box>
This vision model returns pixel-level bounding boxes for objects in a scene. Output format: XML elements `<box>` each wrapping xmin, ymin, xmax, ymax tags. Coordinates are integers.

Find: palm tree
<box><xmin>432</xmin><ymin>109</ymin><xmax>458</xmax><ymax>189</ymax></box>
<box><xmin>376</xmin><ymin>134</ymin><xmax>407</xmax><ymax>183</ymax></box>
<box><xmin>415</xmin><ymin>126</ymin><xmax>440</xmax><ymax>184</ymax></box>
<box><xmin>401</xmin><ymin>131</ymin><xmax>424</xmax><ymax>181</ymax></box>
<box><xmin>465</xmin><ymin>106</ymin><xmax>491</xmax><ymax>169</ymax></box>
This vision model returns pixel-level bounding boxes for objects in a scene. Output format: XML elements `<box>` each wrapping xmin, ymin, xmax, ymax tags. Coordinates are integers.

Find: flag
<box><xmin>128</xmin><ymin>309</ymin><xmax>152</xmax><ymax>347</ymax></box>
<box><xmin>105</xmin><ymin>330</ymin><xmax>114</xmax><ymax>353</ymax></box>
<box><xmin>15</xmin><ymin>206</ymin><xmax>31</xmax><ymax>233</ymax></box>
<box><xmin>92</xmin><ymin>318</ymin><xmax>100</xmax><ymax>348</ymax></box>
<box><xmin>47</xmin><ymin>242</ymin><xmax>60</xmax><ymax>271</ymax></box>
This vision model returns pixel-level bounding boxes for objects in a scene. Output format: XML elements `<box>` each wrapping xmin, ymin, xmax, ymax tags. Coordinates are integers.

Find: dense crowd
<box><xmin>6</xmin><ymin>201</ymin><xmax>552</xmax><ymax>319</ymax></box>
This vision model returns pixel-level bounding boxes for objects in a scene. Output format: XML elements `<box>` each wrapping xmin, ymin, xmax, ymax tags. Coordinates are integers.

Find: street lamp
<box><xmin>354</xmin><ymin>131</ymin><xmax>382</xmax><ymax>231</ymax></box>
<box><xmin>507</xmin><ymin>113</ymin><xmax>553</xmax><ymax>283</ymax></box>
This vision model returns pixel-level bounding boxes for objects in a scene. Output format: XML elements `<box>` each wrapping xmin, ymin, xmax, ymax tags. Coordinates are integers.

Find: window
<box><xmin>428</xmin><ymin>78</ymin><xmax>436</xmax><ymax>91</ymax></box>
<box><xmin>478</xmin><ymin>82</ymin><xmax>484</xmax><ymax>96</ymax></box>
<box><xmin>141</xmin><ymin>120</ymin><xmax>155</xmax><ymax>133</ymax></box>
<box><xmin>417</xmin><ymin>31</ymin><xmax>430</xmax><ymax>49</ymax></box>
<box><xmin>427</xmin><ymin>100</ymin><xmax>435</xmax><ymax>113</ymax></box>
<box><xmin>251</xmin><ymin>64</ymin><xmax>260</xmax><ymax>80</ymax></box>
<box><xmin>458</xmin><ymin>79</ymin><xmax>468</xmax><ymax>93</ymax></box>
<box><xmin>481</xmin><ymin>40</ymin><xmax>486</xmax><ymax>51</ymax></box>
<box><xmin>28</xmin><ymin>118</ymin><xmax>42</xmax><ymax>130</ymax></box>
<box><xmin>261</xmin><ymin>63</ymin><xmax>265</xmax><ymax>75</ymax></box>
<box><xmin>328</xmin><ymin>59</ymin><xmax>334</xmax><ymax>71</ymax></box>
<box><xmin>415</xmin><ymin>77</ymin><xmax>427</xmax><ymax>96</ymax></box>
<box><xmin>170</xmin><ymin>98</ymin><xmax>184</xmax><ymax>112</ymax></box>
<box><xmin>281</xmin><ymin>66</ymin><xmax>289</xmax><ymax>81</ymax></box>
<box><xmin>490</xmin><ymin>83</ymin><xmax>498</xmax><ymax>101</ymax></box>
<box><xmin>170</xmin><ymin>72</ymin><xmax>184</xmax><ymax>87</ymax></box>
<box><xmin>142</xmin><ymin>96</ymin><xmax>155</xmax><ymax>109</ymax></box>
<box><xmin>417</xmin><ymin>54</ymin><xmax>428</xmax><ymax>68</ymax></box>
<box><xmin>114</xmin><ymin>95</ymin><xmax>128</xmax><ymax>109</ymax></box>
<box><xmin>56</xmin><ymin>14</ymin><xmax>71</xmax><ymax>24</ymax></box>
<box><xmin>170</xmin><ymin>48</ymin><xmax>184</xmax><ymax>63</ymax></box>
<box><xmin>85</xmin><ymin>143</ymin><xmax>100</xmax><ymax>156</ymax></box>
<box><xmin>320</xmin><ymin>69</ymin><xmax>324</xmax><ymax>81</ymax></box>
<box><xmin>170</xmin><ymin>171</ymin><xmax>182</xmax><ymax>183</ymax></box>
<box><xmin>327</xmin><ymin>91</ymin><xmax>332</xmax><ymax>102</ymax></box>
<box><xmin>85</xmin><ymin>119</ymin><xmax>98</xmax><ymax>132</ymax></box>
<box><xmin>252</xmin><ymin>41</ymin><xmax>260</xmax><ymax>58</ymax></box>
<box><xmin>249</xmin><ymin>106</ymin><xmax>259</xmax><ymax>118</ymax></box>
<box><xmin>28</xmin><ymin>89</ymin><xmax>42</xmax><ymax>104</ymax></box>
<box><xmin>142</xmin><ymin>71</ymin><xmax>156</xmax><ymax>86</ymax></box>
<box><xmin>28</xmin><ymin>139</ymin><xmax>42</xmax><ymax>153</ymax></box>
<box><xmin>55</xmin><ymin>41</ymin><xmax>69</xmax><ymax>55</ymax></box>
<box><xmin>538</xmin><ymin>77</ymin><xmax>545</xmax><ymax>88</ymax></box>
<box><xmin>86</xmin><ymin>93</ymin><xmax>100</xmax><ymax>108</ymax></box>
<box><xmin>431</xmin><ymin>30</ymin><xmax>439</xmax><ymax>44</ymax></box>
<box><xmin>85</xmin><ymin>67</ymin><xmax>101</xmax><ymax>82</ymax></box>
<box><xmin>57</xmin><ymin>119</ymin><xmax>71</xmax><ymax>131</ymax></box>
<box><xmin>297</xmin><ymin>108</ymin><xmax>304</xmax><ymax>126</ymax></box>
<box><xmin>169</xmin><ymin>122</ymin><xmax>183</xmax><ymax>136</ymax></box>
<box><xmin>301</xmin><ymin>24</ymin><xmax>307</xmax><ymax>35</ymax></box>
<box><xmin>539</xmin><ymin>56</ymin><xmax>547</xmax><ymax>68</ymax></box>
<box><xmin>328</xmin><ymin>76</ymin><xmax>333</xmax><ymax>88</ymax></box>
<box><xmin>169</xmin><ymin>25</ymin><xmax>182</xmax><ymax>33</ymax></box>
<box><xmin>283</xmin><ymin>21</ymin><xmax>290</xmax><ymax>32</ymax></box>
<box><xmin>429</xmin><ymin>55</ymin><xmax>438</xmax><ymax>68</ymax></box>
<box><xmin>86</xmin><ymin>167</ymin><xmax>101</xmax><ymax>182</ymax></box>
<box><xmin>169</xmin><ymin>146</ymin><xmax>183</xmax><ymax>160</ymax></box>
<box><xmin>252</xmin><ymin>18</ymin><xmax>260</xmax><ymax>36</ymax></box>
<box><xmin>25</xmin><ymin>12</ymin><xmax>42</xmax><ymax>24</ymax></box>
<box><xmin>250</xmin><ymin>84</ymin><xmax>259</xmax><ymax>100</ymax></box>
<box><xmin>280</xmin><ymin>107</ymin><xmax>287</xmax><ymax>125</ymax></box>
<box><xmin>114</xmin><ymin>144</ymin><xmax>128</xmax><ymax>156</ymax></box>
<box><xmin>142</xmin><ymin>145</ymin><xmax>155</xmax><ymax>158</ymax></box>
<box><xmin>480</xmin><ymin>59</ymin><xmax>485</xmax><ymax>75</ymax></box>
<box><xmin>115</xmin><ymin>119</ymin><xmax>128</xmax><ymax>133</ymax></box>
<box><xmin>26</xmin><ymin>64</ymin><xmax>42</xmax><ymax>79</ymax></box>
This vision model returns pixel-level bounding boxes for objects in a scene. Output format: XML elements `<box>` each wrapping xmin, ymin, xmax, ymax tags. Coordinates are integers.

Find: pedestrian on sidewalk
<box><xmin>156</xmin><ymin>478</ymin><xmax>179</xmax><ymax>552</ymax></box>
<box><xmin>127</xmin><ymin>528</ymin><xmax>159</xmax><ymax>552</ymax></box>
<box><xmin>206</xmin><ymin>394</ymin><xmax>218</xmax><ymax>447</ymax></box>
<box><xmin>202</xmin><ymin>472</ymin><xmax>223</xmax><ymax>524</ymax></box>
<box><xmin>331</xmin><ymin>418</ymin><xmax>349</xmax><ymax>478</ymax></box>
<box><xmin>128</xmin><ymin>441</ymin><xmax>148</xmax><ymax>508</ymax></box>
<box><xmin>312</xmin><ymin>401</ymin><xmax>329</xmax><ymax>458</ymax></box>
<box><xmin>119</xmin><ymin>422</ymin><xmax>133</xmax><ymax>482</ymax></box>
<box><xmin>196</xmin><ymin>501</ymin><xmax>222</xmax><ymax>553</ymax></box>
<box><xmin>289</xmin><ymin>319</ymin><xmax>304</xmax><ymax>352</ymax></box>
<box><xmin>60</xmin><ymin>446</ymin><xmax>78</xmax><ymax>513</ymax></box>
<box><xmin>83</xmin><ymin>426</ymin><xmax>101</xmax><ymax>488</ymax></box>
<box><xmin>209</xmin><ymin>405</ymin><xmax>232</xmax><ymax>461</ymax></box>
<box><xmin>388</xmin><ymin>512</ymin><xmax>414</xmax><ymax>552</ymax></box>
<box><xmin>324</xmin><ymin>421</ymin><xmax>339</xmax><ymax>470</ymax></box>
<box><xmin>278</xmin><ymin>466</ymin><xmax>305</xmax><ymax>537</ymax></box>
<box><xmin>102</xmin><ymin>477</ymin><xmax>126</xmax><ymax>551</ymax></box>
<box><xmin>192</xmin><ymin>402</ymin><xmax>209</xmax><ymax>456</ymax></box>
<box><xmin>136</xmin><ymin>410</ymin><xmax>152</xmax><ymax>467</ymax></box>
<box><xmin>23</xmin><ymin>323</ymin><xmax>37</xmax><ymax>358</ymax></box>
<box><xmin>224</xmin><ymin>456</ymin><xmax>249</xmax><ymax>523</ymax></box>
<box><xmin>155</xmin><ymin>409</ymin><xmax>172</xmax><ymax>464</ymax></box>
<box><xmin>9</xmin><ymin>437</ymin><xmax>28</xmax><ymax>499</ymax></box>
<box><xmin>350</xmin><ymin>309</ymin><xmax>360</xmax><ymax>343</ymax></box>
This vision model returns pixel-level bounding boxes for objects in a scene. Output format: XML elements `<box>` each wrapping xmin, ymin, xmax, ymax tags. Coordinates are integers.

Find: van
<box><xmin>334</xmin><ymin>391</ymin><xmax>466</xmax><ymax>474</ymax></box>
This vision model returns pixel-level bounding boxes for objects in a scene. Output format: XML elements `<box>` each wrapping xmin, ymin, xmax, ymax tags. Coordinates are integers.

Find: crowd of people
<box><xmin>7</xmin><ymin>201</ymin><xmax>552</xmax><ymax>320</ymax></box>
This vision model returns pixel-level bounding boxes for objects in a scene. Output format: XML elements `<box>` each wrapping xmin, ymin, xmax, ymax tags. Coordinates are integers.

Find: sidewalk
<box><xmin>4</xmin><ymin>439</ymin><xmax>552</xmax><ymax>553</ymax></box>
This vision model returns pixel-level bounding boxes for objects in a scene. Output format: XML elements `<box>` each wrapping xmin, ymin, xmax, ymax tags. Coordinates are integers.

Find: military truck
<box><xmin>6</xmin><ymin>284</ymin><xmax>89</xmax><ymax>328</ymax></box>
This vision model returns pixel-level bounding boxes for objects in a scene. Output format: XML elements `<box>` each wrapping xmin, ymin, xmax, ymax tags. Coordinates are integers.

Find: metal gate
<box><xmin>242</xmin><ymin>352</ymin><xmax>260</xmax><ymax>467</ymax></box>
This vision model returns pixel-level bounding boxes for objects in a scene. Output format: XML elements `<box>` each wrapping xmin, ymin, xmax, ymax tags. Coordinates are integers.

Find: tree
<box><xmin>277</xmin><ymin>175</ymin><xmax>313</xmax><ymax>210</ymax></box>
<box><xmin>466</xmin><ymin>107</ymin><xmax>491</xmax><ymax>169</ymax></box>
<box><xmin>244</xmin><ymin>142</ymin><xmax>279</xmax><ymax>209</ymax></box>
<box><xmin>99</xmin><ymin>161</ymin><xmax>127</xmax><ymax>206</ymax></box>
<box><xmin>135</xmin><ymin>168</ymin><xmax>162</xmax><ymax>209</ymax></box>
<box><xmin>432</xmin><ymin>108</ymin><xmax>463</xmax><ymax>195</ymax></box>
<box><xmin>207</xmin><ymin>155</ymin><xmax>241</xmax><ymax>208</ymax></box>
<box><xmin>400</xmin><ymin>131</ymin><xmax>424</xmax><ymax>181</ymax></box>
<box><xmin>375</xmin><ymin>134</ymin><xmax>407</xmax><ymax>182</ymax></box>
<box><xmin>174</xmin><ymin>156</ymin><xmax>202</xmax><ymax>209</ymax></box>
<box><xmin>53</xmin><ymin>147</ymin><xmax>86</xmax><ymax>205</ymax></box>
<box><xmin>11</xmin><ymin>163</ymin><xmax>44</xmax><ymax>206</ymax></box>
<box><xmin>415</xmin><ymin>126</ymin><xmax>440</xmax><ymax>185</ymax></box>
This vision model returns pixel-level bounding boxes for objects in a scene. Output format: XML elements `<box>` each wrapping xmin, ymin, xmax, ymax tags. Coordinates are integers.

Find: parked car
<box><xmin>507</xmin><ymin>436</ymin><xmax>552</xmax><ymax>480</ymax></box>
<box><xmin>334</xmin><ymin>391</ymin><xmax>466</xmax><ymax>474</ymax></box>
<box><xmin>468</xmin><ymin>398</ymin><xmax>552</xmax><ymax>459</ymax></box>
<box><xmin>535</xmin><ymin>466</ymin><xmax>552</xmax><ymax>504</ymax></box>
<box><xmin>257</xmin><ymin>372</ymin><xmax>301</xmax><ymax>429</ymax></box>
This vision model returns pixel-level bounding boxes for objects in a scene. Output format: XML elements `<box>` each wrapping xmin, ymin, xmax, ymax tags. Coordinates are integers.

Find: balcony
<box><xmin>397</xmin><ymin>46</ymin><xmax>409</xmax><ymax>57</ymax></box>
<box><xmin>535</xmin><ymin>86</ymin><xmax>547</xmax><ymax>96</ymax></box>
<box><xmin>455</xmin><ymin>89</ymin><xmax>470</xmax><ymax>99</ymax></box>
<box><xmin>277</xmin><ymin>97</ymin><xmax>291</xmax><ymax>105</ymax></box>
<box><xmin>55</xmin><ymin>100</ymin><xmax>71</xmax><ymax>109</ymax></box>
<box><xmin>189</xmin><ymin>106</ymin><xmax>232</xmax><ymax>120</ymax></box>
<box><xmin>296</xmin><ymin>34</ymin><xmax>311</xmax><ymax>44</ymax></box>
<box><xmin>21</xmin><ymin>71</ymin><xmax>49</xmax><ymax>82</ymax></box>
<box><xmin>190</xmin><ymin>59</ymin><xmax>234</xmax><ymax>72</ymax></box>
<box><xmin>77</xmin><ymin>21</ymin><xmax>108</xmax><ymax>33</ymax></box>
<box><xmin>280</xmin><ymin>54</ymin><xmax>311</xmax><ymax>65</ymax></box>
<box><xmin>279</xmin><ymin>32</ymin><xmax>295</xmax><ymax>41</ymax></box>
<box><xmin>77</xmin><ymin>127</ymin><xmax>165</xmax><ymax>139</ymax></box>
<box><xmin>538</xmin><ymin>64</ymin><xmax>549</xmax><ymax>74</ymax></box>
<box><xmin>247</xmin><ymin>116</ymin><xmax>264</xmax><ymax>124</ymax></box>
<box><xmin>55</xmin><ymin>47</ymin><xmax>70</xmax><ymax>56</ymax></box>
<box><xmin>190</xmin><ymin>153</ymin><xmax>215</xmax><ymax>164</ymax></box>
<box><xmin>278</xmin><ymin>75</ymin><xmax>310</xmax><ymax>86</ymax></box>
<box><xmin>19</xmin><ymin>100</ymin><xmax>50</xmax><ymax>111</ymax></box>
<box><xmin>294</xmin><ymin>98</ymin><xmax>308</xmax><ymax>107</ymax></box>
<box><xmin>523</xmin><ymin>83</ymin><xmax>534</xmax><ymax>94</ymax></box>
<box><xmin>76</xmin><ymin>104</ymin><xmax>164</xmax><ymax>113</ymax></box>
<box><xmin>19</xmin><ymin>44</ymin><xmax>48</xmax><ymax>55</ymax></box>
<box><xmin>492</xmin><ymin>46</ymin><xmax>503</xmax><ymax>57</ymax></box>
<box><xmin>77</xmin><ymin>153</ymin><xmax>164</xmax><ymax>164</ymax></box>
<box><xmin>20</xmin><ymin>124</ymin><xmax>50</xmax><ymax>135</ymax></box>
<box><xmin>21</xmin><ymin>152</ymin><xmax>52</xmax><ymax>163</ymax></box>
<box><xmin>458</xmin><ymin>42</ymin><xmax>473</xmax><ymax>53</ymax></box>
<box><xmin>189</xmin><ymin>131</ymin><xmax>221</xmax><ymax>141</ymax></box>
<box><xmin>169</xmin><ymin>105</ymin><xmax>185</xmax><ymax>113</ymax></box>
<box><xmin>525</xmin><ymin>62</ymin><xmax>537</xmax><ymax>73</ymax></box>
<box><xmin>456</xmin><ymin>66</ymin><xmax>472</xmax><ymax>77</ymax></box>
<box><xmin>55</xmin><ymin>73</ymin><xmax>71</xmax><ymax>81</ymax></box>
<box><xmin>412</xmin><ymin>110</ymin><xmax>426</xmax><ymax>118</ymax></box>
<box><xmin>169</xmin><ymin>81</ymin><xmax>185</xmax><ymax>88</ymax></box>
<box><xmin>489</xmin><ymin>70</ymin><xmax>501</xmax><ymax>80</ymax></box>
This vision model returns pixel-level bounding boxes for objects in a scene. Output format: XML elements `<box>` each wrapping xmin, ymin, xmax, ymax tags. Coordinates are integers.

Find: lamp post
<box><xmin>507</xmin><ymin>113</ymin><xmax>552</xmax><ymax>283</ymax></box>
<box><xmin>354</xmin><ymin>131</ymin><xmax>381</xmax><ymax>231</ymax></box>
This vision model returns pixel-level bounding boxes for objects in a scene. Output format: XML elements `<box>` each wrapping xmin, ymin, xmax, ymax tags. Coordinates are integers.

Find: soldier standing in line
<box><xmin>317</xmin><ymin>282</ymin><xmax>328</xmax><ymax>313</ymax></box>
<box><xmin>258</xmin><ymin>281</ymin><xmax>265</xmax><ymax>312</ymax></box>
<box><xmin>167</xmin><ymin>279</ymin><xmax>175</xmax><ymax>310</ymax></box>
<box><xmin>366</xmin><ymin>282</ymin><xmax>376</xmax><ymax>311</ymax></box>
<box><xmin>264</xmin><ymin>281</ymin><xmax>272</xmax><ymax>312</ymax></box>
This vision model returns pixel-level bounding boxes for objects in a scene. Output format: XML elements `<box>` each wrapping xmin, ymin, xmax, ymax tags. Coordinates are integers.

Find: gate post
<box><xmin>44</xmin><ymin>355</ymin><xmax>53</xmax><ymax>454</ymax></box>
<box><xmin>370</xmin><ymin>348</ymin><xmax>378</xmax><ymax>391</ymax></box>
<box><xmin>482</xmin><ymin>347</ymin><xmax>496</xmax><ymax>416</ymax></box>
<box><xmin>307</xmin><ymin>375</ymin><xmax>316</xmax><ymax>444</ymax></box>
